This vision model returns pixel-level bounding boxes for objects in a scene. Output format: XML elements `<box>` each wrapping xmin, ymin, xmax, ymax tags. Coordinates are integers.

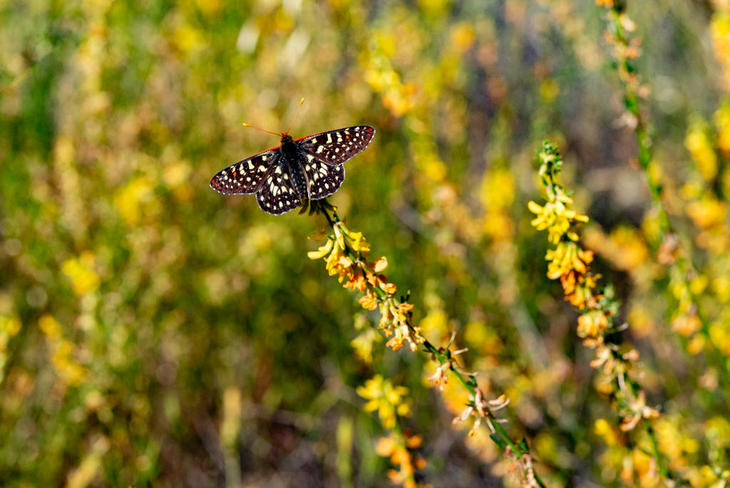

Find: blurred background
<box><xmin>1</xmin><ymin>0</ymin><xmax>729</xmax><ymax>486</ymax></box>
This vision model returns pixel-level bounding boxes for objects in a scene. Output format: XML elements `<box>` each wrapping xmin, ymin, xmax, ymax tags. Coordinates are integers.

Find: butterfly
<box><xmin>210</xmin><ymin>125</ymin><xmax>376</xmax><ymax>215</ymax></box>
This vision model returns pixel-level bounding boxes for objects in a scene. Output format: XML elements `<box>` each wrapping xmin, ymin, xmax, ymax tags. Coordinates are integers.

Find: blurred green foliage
<box><xmin>1</xmin><ymin>0</ymin><xmax>730</xmax><ymax>486</ymax></box>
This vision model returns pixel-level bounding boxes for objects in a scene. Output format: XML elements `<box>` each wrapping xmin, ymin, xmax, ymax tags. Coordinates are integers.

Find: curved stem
<box><xmin>315</xmin><ymin>200</ymin><xmax>547</xmax><ymax>488</ymax></box>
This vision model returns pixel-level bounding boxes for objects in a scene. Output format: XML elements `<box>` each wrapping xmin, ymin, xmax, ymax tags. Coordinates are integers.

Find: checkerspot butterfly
<box><xmin>210</xmin><ymin>124</ymin><xmax>375</xmax><ymax>215</ymax></box>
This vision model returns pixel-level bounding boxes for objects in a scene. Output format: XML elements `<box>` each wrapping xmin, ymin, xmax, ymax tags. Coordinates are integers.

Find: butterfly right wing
<box><xmin>209</xmin><ymin>149</ymin><xmax>280</xmax><ymax>195</ymax></box>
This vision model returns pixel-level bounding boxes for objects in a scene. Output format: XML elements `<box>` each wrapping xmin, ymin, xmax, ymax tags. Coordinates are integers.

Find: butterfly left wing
<box><xmin>256</xmin><ymin>166</ymin><xmax>302</xmax><ymax>215</ymax></box>
<box><xmin>298</xmin><ymin>125</ymin><xmax>375</xmax><ymax>166</ymax></box>
<box><xmin>210</xmin><ymin>149</ymin><xmax>280</xmax><ymax>195</ymax></box>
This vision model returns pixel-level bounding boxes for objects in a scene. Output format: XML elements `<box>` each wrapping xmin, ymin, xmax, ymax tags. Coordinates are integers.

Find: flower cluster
<box><xmin>711</xmin><ymin>5</ymin><xmax>730</xmax><ymax>92</ymax></box>
<box><xmin>0</xmin><ymin>314</ymin><xmax>21</xmax><ymax>383</ymax></box>
<box><xmin>309</xmin><ymin>201</ymin><xmax>547</xmax><ymax>488</ymax></box>
<box><xmin>38</xmin><ymin>314</ymin><xmax>87</xmax><ymax>386</ymax></box>
<box><xmin>375</xmin><ymin>431</ymin><xmax>428</xmax><ymax>488</ymax></box>
<box><xmin>356</xmin><ymin>375</ymin><xmax>412</xmax><ymax>429</ymax></box>
<box><xmin>530</xmin><ymin>142</ymin><xmax>666</xmax><ymax>472</ymax></box>
<box><xmin>528</xmin><ymin>147</ymin><xmax>596</xmax><ymax>313</ymax></box>
<box><xmin>308</xmin><ymin>213</ymin><xmax>425</xmax><ymax>352</ymax></box>
<box><xmin>356</xmin><ymin>376</ymin><xmax>425</xmax><ymax>487</ymax></box>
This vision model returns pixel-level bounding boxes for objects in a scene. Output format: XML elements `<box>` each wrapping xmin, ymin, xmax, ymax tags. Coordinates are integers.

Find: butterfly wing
<box><xmin>256</xmin><ymin>166</ymin><xmax>302</xmax><ymax>215</ymax></box>
<box><xmin>210</xmin><ymin>149</ymin><xmax>280</xmax><ymax>195</ymax></box>
<box><xmin>298</xmin><ymin>125</ymin><xmax>375</xmax><ymax>166</ymax></box>
<box><xmin>298</xmin><ymin>156</ymin><xmax>346</xmax><ymax>200</ymax></box>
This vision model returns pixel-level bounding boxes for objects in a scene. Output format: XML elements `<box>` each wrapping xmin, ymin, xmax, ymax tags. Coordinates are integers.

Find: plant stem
<box><xmin>317</xmin><ymin>201</ymin><xmax>547</xmax><ymax>488</ymax></box>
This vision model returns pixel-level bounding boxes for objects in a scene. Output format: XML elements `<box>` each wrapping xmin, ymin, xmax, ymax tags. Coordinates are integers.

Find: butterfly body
<box><xmin>210</xmin><ymin>125</ymin><xmax>375</xmax><ymax>215</ymax></box>
<box><xmin>279</xmin><ymin>134</ymin><xmax>310</xmax><ymax>198</ymax></box>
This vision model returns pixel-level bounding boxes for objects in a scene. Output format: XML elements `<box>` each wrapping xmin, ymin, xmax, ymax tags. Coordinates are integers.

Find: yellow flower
<box><xmin>307</xmin><ymin>238</ymin><xmax>333</xmax><ymax>260</ymax></box>
<box><xmin>672</xmin><ymin>312</ymin><xmax>701</xmax><ymax>338</ymax></box>
<box><xmin>114</xmin><ymin>176</ymin><xmax>157</xmax><ymax>226</ymax></box>
<box><xmin>375</xmin><ymin>432</ymin><xmax>425</xmax><ymax>488</ymax></box>
<box><xmin>335</xmin><ymin>222</ymin><xmax>371</xmax><ymax>252</ymax></box>
<box><xmin>39</xmin><ymin>314</ymin><xmax>62</xmax><ymax>338</ymax></box>
<box><xmin>343</xmin><ymin>274</ymin><xmax>368</xmax><ymax>292</ymax></box>
<box><xmin>528</xmin><ymin>200</ymin><xmax>588</xmax><ymax>245</ymax></box>
<box><xmin>324</xmin><ymin>243</ymin><xmax>356</xmax><ymax>283</ymax></box>
<box><xmin>380</xmin><ymin>281</ymin><xmax>397</xmax><ymax>295</ymax></box>
<box><xmin>61</xmin><ymin>252</ymin><xmax>100</xmax><ymax>296</ymax></box>
<box><xmin>545</xmin><ymin>242</ymin><xmax>593</xmax><ymax>279</ymax></box>
<box><xmin>685</xmin><ymin>122</ymin><xmax>718</xmax><ymax>181</ymax></box>
<box><xmin>686</xmin><ymin>199</ymin><xmax>726</xmax><ymax>230</ymax></box>
<box><xmin>359</xmin><ymin>292</ymin><xmax>379</xmax><ymax>311</ymax></box>
<box><xmin>372</xmin><ymin>256</ymin><xmax>388</xmax><ymax>272</ymax></box>
<box><xmin>351</xmin><ymin>327</ymin><xmax>381</xmax><ymax>364</ymax></box>
<box><xmin>577</xmin><ymin>310</ymin><xmax>609</xmax><ymax>338</ymax></box>
<box><xmin>357</xmin><ymin>375</ymin><xmax>412</xmax><ymax>429</ymax></box>
<box><xmin>594</xmin><ymin>418</ymin><xmax>619</xmax><ymax>446</ymax></box>
<box><xmin>714</xmin><ymin>100</ymin><xmax>730</xmax><ymax>155</ymax></box>
<box><xmin>385</xmin><ymin>321</ymin><xmax>425</xmax><ymax>352</ymax></box>
<box><xmin>563</xmin><ymin>272</ymin><xmax>600</xmax><ymax>310</ymax></box>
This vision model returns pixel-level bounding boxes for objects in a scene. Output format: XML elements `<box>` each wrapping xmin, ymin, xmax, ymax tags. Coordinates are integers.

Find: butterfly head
<box><xmin>281</xmin><ymin>133</ymin><xmax>294</xmax><ymax>144</ymax></box>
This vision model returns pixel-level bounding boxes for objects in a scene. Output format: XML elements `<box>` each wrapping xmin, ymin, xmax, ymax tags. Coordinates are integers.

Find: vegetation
<box><xmin>2</xmin><ymin>0</ymin><xmax>730</xmax><ymax>486</ymax></box>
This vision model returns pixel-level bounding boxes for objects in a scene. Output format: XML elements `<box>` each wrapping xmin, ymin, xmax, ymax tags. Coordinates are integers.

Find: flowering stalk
<box><xmin>597</xmin><ymin>0</ymin><xmax>715</xmax><ymax>354</ymax></box>
<box><xmin>305</xmin><ymin>199</ymin><xmax>546</xmax><ymax>488</ymax></box>
<box><xmin>356</xmin><ymin>375</ymin><xmax>425</xmax><ymax>488</ymax></box>
<box><xmin>529</xmin><ymin>141</ymin><xmax>673</xmax><ymax>482</ymax></box>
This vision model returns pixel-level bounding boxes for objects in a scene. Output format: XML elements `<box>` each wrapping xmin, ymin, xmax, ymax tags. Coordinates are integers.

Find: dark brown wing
<box><xmin>210</xmin><ymin>149</ymin><xmax>280</xmax><ymax>195</ymax></box>
<box><xmin>297</xmin><ymin>126</ymin><xmax>375</xmax><ymax>166</ymax></box>
<box><xmin>255</xmin><ymin>165</ymin><xmax>302</xmax><ymax>215</ymax></box>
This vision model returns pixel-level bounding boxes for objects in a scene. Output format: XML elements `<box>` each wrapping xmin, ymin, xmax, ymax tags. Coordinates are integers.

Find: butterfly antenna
<box><xmin>242</xmin><ymin>122</ymin><xmax>280</xmax><ymax>136</ymax></box>
<box><xmin>285</xmin><ymin>98</ymin><xmax>305</xmax><ymax>135</ymax></box>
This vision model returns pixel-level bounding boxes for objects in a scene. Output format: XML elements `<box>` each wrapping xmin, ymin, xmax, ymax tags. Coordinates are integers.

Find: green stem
<box><xmin>317</xmin><ymin>201</ymin><xmax>547</xmax><ymax>488</ymax></box>
<box><xmin>603</xmin><ymin>0</ymin><xmax>730</xmax><ymax>387</ymax></box>
<box><xmin>621</xmin><ymin>372</ymin><xmax>670</xmax><ymax>480</ymax></box>
<box><xmin>646</xmin><ymin>424</ymin><xmax>669</xmax><ymax>481</ymax></box>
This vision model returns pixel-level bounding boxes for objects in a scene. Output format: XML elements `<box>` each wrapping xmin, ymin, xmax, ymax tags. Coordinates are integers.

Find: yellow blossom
<box><xmin>307</xmin><ymin>238</ymin><xmax>333</xmax><ymax>259</ymax></box>
<box><xmin>357</xmin><ymin>375</ymin><xmax>412</xmax><ymax>429</ymax></box>
<box><xmin>359</xmin><ymin>292</ymin><xmax>379</xmax><ymax>311</ymax></box>
<box><xmin>686</xmin><ymin>199</ymin><xmax>726</xmax><ymax>230</ymax></box>
<box><xmin>343</xmin><ymin>274</ymin><xmax>368</xmax><ymax>292</ymax></box>
<box><xmin>381</xmin><ymin>282</ymin><xmax>397</xmax><ymax>295</ymax></box>
<box><xmin>40</xmin><ymin>319</ymin><xmax>87</xmax><ymax>386</ymax></box>
<box><xmin>685</xmin><ymin>122</ymin><xmax>718</xmax><ymax>181</ymax></box>
<box><xmin>672</xmin><ymin>312</ymin><xmax>702</xmax><ymax>337</ymax></box>
<box><xmin>351</xmin><ymin>327</ymin><xmax>381</xmax><ymax>364</ymax></box>
<box><xmin>114</xmin><ymin>176</ymin><xmax>157</xmax><ymax>226</ymax></box>
<box><xmin>375</xmin><ymin>431</ymin><xmax>425</xmax><ymax>488</ymax></box>
<box><xmin>577</xmin><ymin>310</ymin><xmax>609</xmax><ymax>338</ymax></box>
<box><xmin>529</xmin><ymin>200</ymin><xmax>589</xmax><ymax>245</ymax></box>
<box><xmin>714</xmin><ymin>101</ymin><xmax>730</xmax><ymax>155</ymax></box>
<box><xmin>373</xmin><ymin>256</ymin><xmax>388</xmax><ymax>272</ymax></box>
<box><xmin>61</xmin><ymin>251</ymin><xmax>100</xmax><ymax>296</ymax></box>
<box><xmin>594</xmin><ymin>418</ymin><xmax>619</xmax><ymax>446</ymax></box>
<box><xmin>545</xmin><ymin>242</ymin><xmax>593</xmax><ymax>279</ymax></box>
